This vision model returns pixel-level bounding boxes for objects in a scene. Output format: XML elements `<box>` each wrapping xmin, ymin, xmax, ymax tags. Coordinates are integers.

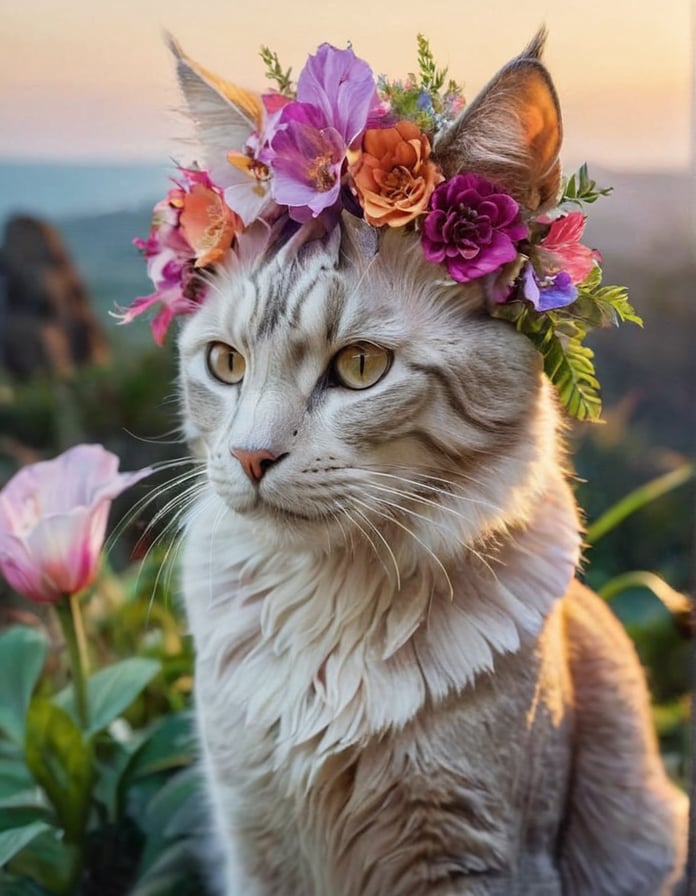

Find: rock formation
<box><xmin>0</xmin><ymin>215</ymin><xmax>110</xmax><ymax>379</ymax></box>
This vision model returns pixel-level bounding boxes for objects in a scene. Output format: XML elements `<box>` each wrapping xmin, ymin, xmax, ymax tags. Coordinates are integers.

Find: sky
<box><xmin>0</xmin><ymin>0</ymin><xmax>692</xmax><ymax>172</ymax></box>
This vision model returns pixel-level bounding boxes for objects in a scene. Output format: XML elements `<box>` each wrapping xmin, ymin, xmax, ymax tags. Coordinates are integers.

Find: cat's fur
<box><xmin>173</xmin><ymin>32</ymin><xmax>687</xmax><ymax>895</ymax></box>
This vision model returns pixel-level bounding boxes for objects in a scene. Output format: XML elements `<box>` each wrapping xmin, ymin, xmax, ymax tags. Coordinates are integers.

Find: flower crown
<box><xmin>119</xmin><ymin>35</ymin><xmax>640</xmax><ymax>421</ymax></box>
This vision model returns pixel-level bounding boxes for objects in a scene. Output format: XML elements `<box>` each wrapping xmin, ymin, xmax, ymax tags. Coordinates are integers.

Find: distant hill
<box><xmin>0</xmin><ymin>160</ymin><xmax>169</xmax><ymax>223</ymax></box>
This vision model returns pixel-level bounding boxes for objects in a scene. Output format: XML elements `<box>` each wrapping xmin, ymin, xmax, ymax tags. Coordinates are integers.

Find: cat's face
<box><xmin>178</xmin><ymin>225</ymin><xmax>550</xmax><ymax>554</ymax></box>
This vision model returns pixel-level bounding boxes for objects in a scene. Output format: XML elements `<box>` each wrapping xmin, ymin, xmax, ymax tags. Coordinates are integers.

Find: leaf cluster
<box><xmin>491</xmin><ymin>266</ymin><xmax>642</xmax><ymax>422</ymax></box>
<box><xmin>259</xmin><ymin>46</ymin><xmax>295</xmax><ymax>97</ymax></box>
<box><xmin>416</xmin><ymin>33</ymin><xmax>449</xmax><ymax>93</ymax></box>
<box><xmin>560</xmin><ymin>163</ymin><xmax>613</xmax><ymax>207</ymax></box>
<box><xmin>379</xmin><ymin>36</ymin><xmax>465</xmax><ymax>135</ymax></box>
<box><xmin>0</xmin><ymin>560</ymin><xmax>205</xmax><ymax>896</ymax></box>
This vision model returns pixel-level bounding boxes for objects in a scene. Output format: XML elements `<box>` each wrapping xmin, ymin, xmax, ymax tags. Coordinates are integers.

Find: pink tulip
<box><xmin>0</xmin><ymin>444</ymin><xmax>151</xmax><ymax>604</ymax></box>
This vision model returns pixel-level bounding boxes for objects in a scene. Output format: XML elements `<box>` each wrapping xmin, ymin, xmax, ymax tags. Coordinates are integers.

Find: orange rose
<box><xmin>179</xmin><ymin>183</ymin><xmax>240</xmax><ymax>268</ymax></box>
<box><xmin>351</xmin><ymin>121</ymin><xmax>442</xmax><ymax>227</ymax></box>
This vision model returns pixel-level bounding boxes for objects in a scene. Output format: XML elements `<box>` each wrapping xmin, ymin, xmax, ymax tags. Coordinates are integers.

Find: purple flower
<box><xmin>521</xmin><ymin>265</ymin><xmax>577</xmax><ymax>312</ymax></box>
<box><xmin>421</xmin><ymin>173</ymin><xmax>527</xmax><ymax>283</ymax></box>
<box><xmin>295</xmin><ymin>43</ymin><xmax>378</xmax><ymax>147</ymax></box>
<box><xmin>269</xmin><ymin>104</ymin><xmax>345</xmax><ymax>221</ymax></box>
<box><xmin>268</xmin><ymin>44</ymin><xmax>378</xmax><ymax>222</ymax></box>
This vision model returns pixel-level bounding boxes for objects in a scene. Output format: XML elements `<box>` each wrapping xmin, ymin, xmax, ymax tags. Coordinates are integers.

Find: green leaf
<box><xmin>0</xmin><ymin>822</ymin><xmax>52</xmax><ymax>868</ymax></box>
<box><xmin>516</xmin><ymin>308</ymin><xmax>602</xmax><ymax>421</ymax></box>
<box><xmin>571</xmin><ymin>268</ymin><xmax>642</xmax><ymax>329</ymax></box>
<box><xmin>117</xmin><ymin>712</ymin><xmax>194</xmax><ymax>823</ymax></box>
<box><xmin>5</xmin><ymin>828</ymin><xmax>77</xmax><ymax>894</ymax></box>
<box><xmin>0</xmin><ymin>797</ymin><xmax>53</xmax><ymax>833</ymax></box>
<box><xmin>560</xmin><ymin>163</ymin><xmax>613</xmax><ymax>206</ymax></box>
<box><xmin>416</xmin><ymin>34</ymin><xmax>448</xmax><ymax>92</ymax></box>
<box><xmin>0</xmin><ymin>753</ymin><xmax>34</xmax><ymax>802</ymax></box>
<box><xmin>258</xmin><ymin>46</ymin><xmax>294</xmax><ymax>96</ymax></box>
<box><xmin>56</xmin><ymin>658</ymin><xmax>161</xmax><ymax>735</ymax></box>
<box><xmin>0</xmin><ymin>627</ymin><xmax>47</xmax><ymax>744</ymax></box>
<box><xmin>24</xmin><ymin>698</ymin><xmax>94</xmax><ymax>842</ymax></box>
<box><xmin>122</xmin><ymin>712</ymin><xmax>195</xmax><ymax>782</ymax></box>
<box><xmin>0</xmin><ymin>871</ymin><xmax>52</xmax><ymax>896</ymax></box>
<box><xmin>132</xmin><ymin>839</ymin><xmax>203</xmax><ymax>896</ymax></box>
<box><xmin>142</xmin><ymin>767</ymin><xmax>202</xmax><ymax>838</ymax></box>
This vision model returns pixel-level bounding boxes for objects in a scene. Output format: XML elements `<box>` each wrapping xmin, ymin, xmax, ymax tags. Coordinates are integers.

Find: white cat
<box><xmin>171</xmin><ymin>33</ymin><xmax>687</xmax><ymax>895</ymax></box>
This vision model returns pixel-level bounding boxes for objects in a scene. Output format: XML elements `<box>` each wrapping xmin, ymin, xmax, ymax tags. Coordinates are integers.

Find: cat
<box><xmin>171</xmin><ymin>32</ymin><xmax>687</xmax><ymax>896</ymax></box>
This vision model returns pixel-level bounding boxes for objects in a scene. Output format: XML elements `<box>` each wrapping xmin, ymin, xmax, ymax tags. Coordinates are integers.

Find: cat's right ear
<box><xmin>166</xmin><ymin>34</ymin><xmax>263</xmax><ymax>163</ymax></box>
<box><xmin>434</xmin><ymin>28</ymin><xmax>562</xmax><ymax>212</ymax></box>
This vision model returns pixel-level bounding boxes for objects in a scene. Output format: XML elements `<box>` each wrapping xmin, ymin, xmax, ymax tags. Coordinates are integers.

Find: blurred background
<box><xmin>0</xmin><ymin>0</ymin><xmax>693</xmax><ymax>778</ymax></box>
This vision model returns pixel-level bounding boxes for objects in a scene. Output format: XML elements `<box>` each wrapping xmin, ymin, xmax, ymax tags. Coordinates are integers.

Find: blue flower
<box><xmin>521</xmin><ymin>265</ymin><xmax>577</xmax><ymax>312</ymax></box>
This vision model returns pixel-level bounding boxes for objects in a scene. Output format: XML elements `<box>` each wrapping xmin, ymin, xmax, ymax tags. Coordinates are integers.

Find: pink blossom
<box><xmin>537</xmin><ymin>211</ymin><xmax>601</xmax><ymax>283</ymax></box>
<box><xmin>212</xmin><ymin>94</ymin><xmax>290</xmax><ymax>225</ymax></box>
<box><xmin>117</xmin><ymin>169</ymin><xmax>236</xmax><ymax>344</ymax></box>
<box><xmin>0</xmin><ymin>445</ymin><xmax>151</xmax><ymax>604</ymax></box>
<box><xmin>421</xmin><ymin>173</ymin><xmax>527</xmax><ymax>283</ymax></box>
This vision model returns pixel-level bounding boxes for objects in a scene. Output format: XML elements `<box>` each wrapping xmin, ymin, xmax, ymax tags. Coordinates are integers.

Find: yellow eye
<box><xmin>206</xmin><ymin>341</ymin><xmax>246</xmax><ymax>384</ymax></box>
<box><xmin>333</xmin><ymin>342</ymin><xmax>392</xmax><ymax>390</ymax></box>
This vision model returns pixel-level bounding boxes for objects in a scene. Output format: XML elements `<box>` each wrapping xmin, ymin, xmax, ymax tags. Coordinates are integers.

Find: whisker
<box><xmin>352</xmin><ymin>496</ymin><xmax>455</xmax><ymax>601</ymax></box>
<box><xmin>336</xmin><ymin>501</ymin><xmax>393</xmax><ymax>583</ymax></box>
<box><xmin>360</xmin><ymin>486</ymin><xmax>499</xmax><ymax>581</ymax></box>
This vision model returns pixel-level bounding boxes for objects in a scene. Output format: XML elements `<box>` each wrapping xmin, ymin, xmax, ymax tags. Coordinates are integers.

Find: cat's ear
<box><xmin>434</xmin><ymin>28</ymin><xmax>562</xmax><ymax>212</ymax></box>
<box><xmin>166</xmin><ymin>34</ymin><xmax>264</xmax><ymax>162</ymax></box>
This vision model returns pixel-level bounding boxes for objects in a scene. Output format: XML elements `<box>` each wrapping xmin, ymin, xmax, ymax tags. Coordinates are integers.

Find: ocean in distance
<box><xmin>0</xmin><ymin>159</ymin><xmax>172</xmax><ymax>226</ymax></box>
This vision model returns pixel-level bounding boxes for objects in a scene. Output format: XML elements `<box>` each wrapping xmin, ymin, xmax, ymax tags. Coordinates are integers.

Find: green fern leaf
<box><xmin>516</xmin><ymin>309</ymin><xmax>602</xmax><ymax>421</ymax></box>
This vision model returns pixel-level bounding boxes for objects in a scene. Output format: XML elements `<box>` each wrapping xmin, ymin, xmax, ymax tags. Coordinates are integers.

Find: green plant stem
<box><xmin>585</xmin><ymin>463</ymin><xmax>694</xmax><ymax>545</ymax></box>
<box><xmin>598</xmin><ymin>570</ymin><xmax>691</xmax><ymax>616</ymax></box>
<box><xmin>55</xmin><ymin>593</ymin><xmax>90</xmax><ymax>729</ymax></box>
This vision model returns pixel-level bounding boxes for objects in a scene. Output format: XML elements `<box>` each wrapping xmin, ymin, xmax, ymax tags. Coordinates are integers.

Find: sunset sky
<box><xmin>1</xmin><ymin>0</ymin><xmax>691</xmax><ymax>172</ymax></box>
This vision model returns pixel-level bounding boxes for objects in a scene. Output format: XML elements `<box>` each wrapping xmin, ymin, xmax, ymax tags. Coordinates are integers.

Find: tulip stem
<box><xmin>56</xmin><ymin>593</ymin><xmax>90</xmax><ymax>729</ymax></box>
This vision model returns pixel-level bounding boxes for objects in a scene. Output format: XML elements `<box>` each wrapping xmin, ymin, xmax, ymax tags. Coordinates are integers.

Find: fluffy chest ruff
<box><xmin>182</xmin><ymin>473</ymin><xmax>579</xmax><ymax>760</ymax></box>
<box><xmin>180</xmin><ymin>474</ymin><xmax>581</xmax><ymax>893</ymax></box>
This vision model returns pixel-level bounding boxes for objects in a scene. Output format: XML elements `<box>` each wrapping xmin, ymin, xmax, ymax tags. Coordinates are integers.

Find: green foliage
<box><xmin>0</xmin><ymin>824</ymin><xmax>53</xmax><ymax>869</ymax></box>
<box><xmin>55</xmin><ymin>658</ymin><xmax>161</xmax><ymax>736</ymax></box>
<box><xmin>259</xmin><ymin>46</ymin><xmax>295</xmax><ymax>96</ymax></box>
<box><xmin>491</xmin><ymin>261</ymin><xmax>643</xmax><ymax>421</ymax></box>
<box><xmin>0</xmin><ymin>548</ymin><xmax>203</xmax><ymax>895</ymax></box>
<box><xmin>415</xmin><ymin>34</ymin><xmax>449</xmax><ymax>93</ymax></box>
<box><xmin>571</xmin><ymin>266</ymin><xmax>642</xmax><ymax>330</ymax></box>
<box><xmin>560</xmin><ymin>162</ymin><xmax>613</xmax><ymax>206</ymax></box>
<box><xmin>586</xmin><ymin>463</ymin><xmax>694</xmax><ymax>545</ymax></box>
<box><xmin>492</xmin><ymin>300</ymin><xmax>602</xmax><ymax>420</ymax></box>
<box><xmin>25</xmin><ymin>699</ymin><xmax>95</xmax><ymax>843</ymax></box>
<box><xmin>0</xmin><ymin>627</ymin><xmax>48</xmax><ymax>744</ymax></box>
<box><xmin>378</xmin><ymin>35</ymin><xmax>465</xmax><ymax>134</ymax></box>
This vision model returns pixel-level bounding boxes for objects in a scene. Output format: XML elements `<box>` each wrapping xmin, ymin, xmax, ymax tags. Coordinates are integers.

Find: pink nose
<box><xmin>231</xmin><ymin>448</ymin><xmax>281</xmax><ymax>484</ymax></box>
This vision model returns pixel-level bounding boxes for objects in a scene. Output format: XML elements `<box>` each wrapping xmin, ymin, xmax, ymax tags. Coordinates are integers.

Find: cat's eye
<box><xmin>332</xmin><ymin>342</ymin><xmax>392</xmax><ymax>390</ymax></box>
<box><xmin>206</xmin><ymin>341</ymin><xmax>246</xmax><ymax>384</ymax></box>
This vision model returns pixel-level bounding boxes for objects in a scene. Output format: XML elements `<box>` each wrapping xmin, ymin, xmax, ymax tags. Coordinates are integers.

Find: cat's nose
<box><xmin>230</xmin><ymin>448</ymin><xmax>285</xmax><ymax>484</ymax></box>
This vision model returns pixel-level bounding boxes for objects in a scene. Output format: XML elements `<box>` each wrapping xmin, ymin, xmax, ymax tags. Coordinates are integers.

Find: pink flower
<box><xmin>0</xmin><ymin>445</ymin><xmax>151</xmax><ymax>604</ymax></box>
<box><xmin>537</xmin><ymin>211</ymin><xmax>601</xmax><ymax>283</ymax></box>
<box><xmin>118</xmin><ymin>169</ymin><xmax>237</xmax><ymax>345</ymax></box>
<box><xmin>212</xmin><ymin>93</ymin><xmax>290</xmax><ymax>226</ymax></box>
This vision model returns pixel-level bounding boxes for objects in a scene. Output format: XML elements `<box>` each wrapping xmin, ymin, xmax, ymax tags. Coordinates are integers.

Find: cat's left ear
<box><xmin>166</xmin><ymin>34</ymin><xmax>263</xmax><ymax>165</ymax></box>
<box><xmin>434</xmin><ymin>28</ymin><xmax>562</xmax><ymax>212</ymax></box>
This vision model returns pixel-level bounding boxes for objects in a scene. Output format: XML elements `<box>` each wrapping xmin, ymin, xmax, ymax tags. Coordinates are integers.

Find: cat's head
<box><xmin>174</xmin><ymin>34</ymin><xmax>567</xmax><ymax>555</ymax></box>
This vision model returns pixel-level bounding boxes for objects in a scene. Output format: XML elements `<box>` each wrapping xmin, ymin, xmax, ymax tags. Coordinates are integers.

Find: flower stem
<box><xmin>56</xmin><ymin>593</ymin><xmax>90</xmax><ymax>729</ymax></box>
